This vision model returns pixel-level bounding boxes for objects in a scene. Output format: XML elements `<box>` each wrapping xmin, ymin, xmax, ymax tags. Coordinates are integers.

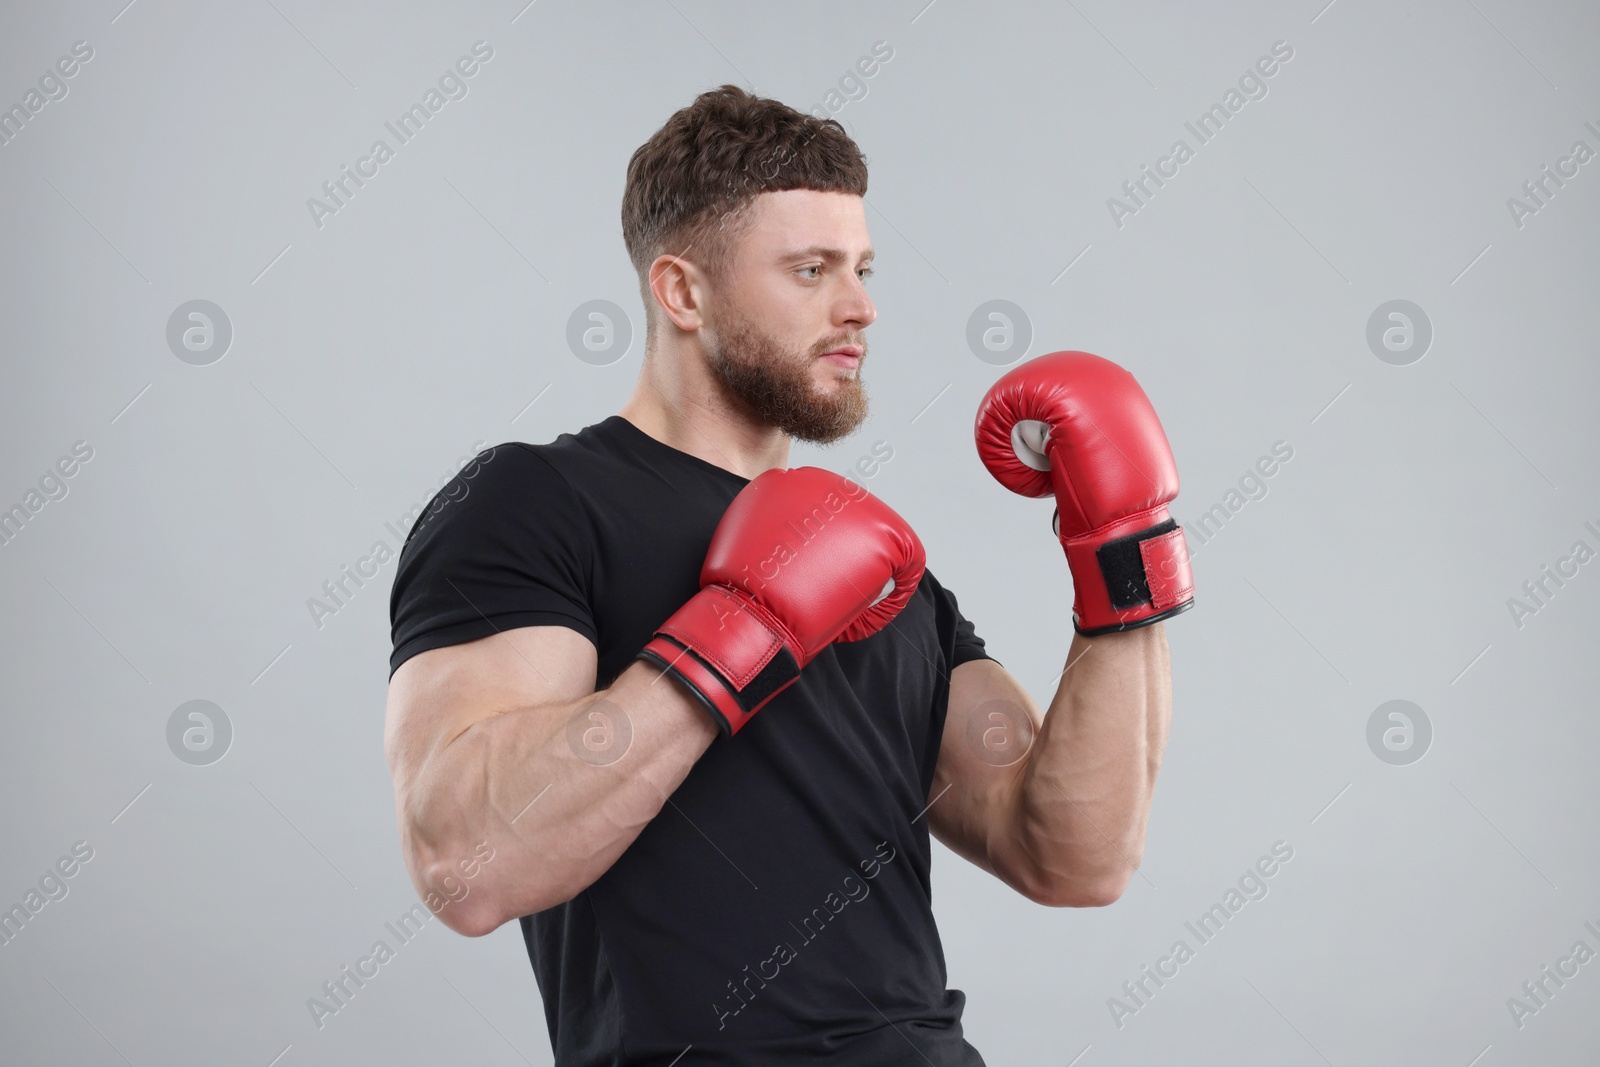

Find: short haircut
<box><xmin>621</xmin><ymin>84</ymin><xmax>869</xmax><ymax>331</ymax></box>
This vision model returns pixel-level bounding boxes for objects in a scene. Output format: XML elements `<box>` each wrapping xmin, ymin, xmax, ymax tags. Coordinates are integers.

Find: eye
<box><xmin>799</xmin><ymin>265</ymin><xmax>822</xmax><ymax>279</ymax></box>
<box><xmin>858</xmin><ymin>267</ymin><xmax>874</xmax><ymax>280</ymax></box>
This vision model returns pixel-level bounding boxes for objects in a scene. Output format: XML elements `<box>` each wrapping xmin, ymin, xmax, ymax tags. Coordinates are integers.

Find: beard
<box><xmin>702</xmin><ymin>306</ymin><xmax>869</xmax><ymax>445</ymax></box>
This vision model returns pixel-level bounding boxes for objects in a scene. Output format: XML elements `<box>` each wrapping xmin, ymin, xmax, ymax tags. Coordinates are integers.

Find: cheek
<box><xmin>758</xmin><ymin>308</ymin><xmax>816</xmax><ymax>360</ymax></box>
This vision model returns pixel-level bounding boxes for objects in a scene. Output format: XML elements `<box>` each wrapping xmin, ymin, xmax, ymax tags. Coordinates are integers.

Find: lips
<box><xmin>820</xmin><ymin>345</ymin><xmax>863</xmax><ymax>369</ymax></box>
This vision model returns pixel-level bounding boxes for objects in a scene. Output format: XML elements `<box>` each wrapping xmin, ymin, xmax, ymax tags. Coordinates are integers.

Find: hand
<box><xmin>637</xmin><ymin>466</ymin><xmax>925</xmax><ymax>735</ymax></box>
<box><xmin>974</xmin><ymin>350</ymin><xmax>1194</xmax><ymax>635</ymax></box>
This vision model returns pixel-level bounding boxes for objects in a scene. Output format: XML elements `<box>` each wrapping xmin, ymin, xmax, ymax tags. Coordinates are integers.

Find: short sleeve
<box><xmin>388</xmin><ymin>443</ymin><xmax>595</xmax><ymax>678</ymax></box>
<box><xmin>923</xmin><ymin>571</ymin><xmax>997</xmax><ymax>672</ymax></box>
<box><xmin>952</xmin><ymin>602</ymin><xmax>994</xmax><ymax>670</ymax></box>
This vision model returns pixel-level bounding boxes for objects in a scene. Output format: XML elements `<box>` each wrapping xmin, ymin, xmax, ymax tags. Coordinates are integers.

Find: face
<box><xmin>700</xmin><ymin>189</ymin><xmax>877</xmax><ymax>444</ymax></box>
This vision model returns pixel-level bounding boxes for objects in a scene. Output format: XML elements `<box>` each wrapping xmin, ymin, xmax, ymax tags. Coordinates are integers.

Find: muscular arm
<box><xmin>383</xmin><ymin>625</ymin><xmax>718</xmax><ymax>936</ymax></box>
<box><xmin>927</xmin><ymin>623</ymin><xmax>1171</xmax><ymax>907</ymax></box>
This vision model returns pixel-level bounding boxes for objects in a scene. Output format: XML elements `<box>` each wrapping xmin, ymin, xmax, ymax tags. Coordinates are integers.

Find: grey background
<box><xmin>2</xmin><ymin>0</ymin><xmax>1596</xmax><ymax>1063</ymax></box>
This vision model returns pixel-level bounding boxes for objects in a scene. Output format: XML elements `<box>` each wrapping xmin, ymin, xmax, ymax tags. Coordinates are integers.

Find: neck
<box><xmin>617</xmin><ymin>336</ymin><xmax>790</xmax><ymax>481</ymax></box>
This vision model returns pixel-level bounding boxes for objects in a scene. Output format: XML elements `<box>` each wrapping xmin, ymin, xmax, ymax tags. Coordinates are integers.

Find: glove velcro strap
<box><xmin>1064</xmin><ymin>513</ymin><xmax>1196</xmax><ymax>636</ymax></box>
<box><xmin>1098</xmin><ymin>518</ymin><xmax>1194</xmax><ymax>611</ymax></box>
<box><xmin>635</xmin><ymin>586</ymin><xmax>802</xmax><ymax>736</ymax></box>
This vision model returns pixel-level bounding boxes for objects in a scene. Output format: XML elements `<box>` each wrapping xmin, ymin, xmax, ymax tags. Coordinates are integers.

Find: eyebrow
<box><xmin>781</xmin><ymin>245</ymin><xmax>875</xmax><ymax>265</ymax></box>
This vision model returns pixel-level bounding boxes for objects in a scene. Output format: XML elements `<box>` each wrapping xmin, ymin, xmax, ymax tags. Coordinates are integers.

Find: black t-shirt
<box><xmin>389</xmin><ymin>415</ymin><xmax>994</xmax><ymax>1065</ymax></box>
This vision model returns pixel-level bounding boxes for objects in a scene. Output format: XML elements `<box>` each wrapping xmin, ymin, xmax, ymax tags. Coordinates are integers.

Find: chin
<box><xmin>815</xmin><ymin>363</ymin><xmax>860</xmax><ymax>383</ymax></box>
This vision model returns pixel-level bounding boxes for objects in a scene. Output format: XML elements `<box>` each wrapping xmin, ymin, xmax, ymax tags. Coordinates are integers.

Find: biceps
<box><xmin>384</xmin><ymin>625</ymin><xmax>598</xmax><ymax>783</ymax></box>
<box><xmin>927</xmin><ymin>660</ymin><xmax>1041</xmax><ymax>870</ymax></box>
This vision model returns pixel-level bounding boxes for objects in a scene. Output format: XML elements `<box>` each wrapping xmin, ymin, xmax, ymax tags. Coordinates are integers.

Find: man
<box><xmin>385</xmin><ymin>84</ymin><xmax>1192</xmax><ymax>1065</ymax></box>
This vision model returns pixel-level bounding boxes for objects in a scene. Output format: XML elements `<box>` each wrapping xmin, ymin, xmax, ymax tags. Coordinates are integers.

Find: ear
<box><xmin>648</xmin><ymin>253</ymin><xmax>707</xmax><ymax>333</ymax></box>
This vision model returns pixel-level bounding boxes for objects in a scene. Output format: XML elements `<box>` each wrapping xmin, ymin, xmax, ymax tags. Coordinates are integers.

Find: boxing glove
<box><xmin>975</xmin><ymin>350</ymin><xmax>1194</xmax><ymax>635</ymax></box>
<box><xmin>637</xmin><ymin>466</ymin><xmax>925</xmax><ymax>736</ymax></box>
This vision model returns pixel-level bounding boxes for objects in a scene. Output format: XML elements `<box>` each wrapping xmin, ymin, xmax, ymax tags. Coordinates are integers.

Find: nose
<box><xmin>837</xmin><ymin>273</ymin><xmax>876</xmax><ymax>330</ymax></box>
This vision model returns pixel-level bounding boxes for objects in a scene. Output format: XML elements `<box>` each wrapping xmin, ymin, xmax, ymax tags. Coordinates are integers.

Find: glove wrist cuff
<box><xmin>635</xmin><ymin>585</ymin><xmax>803</xmax><ymax>736</ymax></box>
<box><xmin>1061</xmin><ymin>508</ymin><xmax>1195</xmax><ymax>635</ymax></box>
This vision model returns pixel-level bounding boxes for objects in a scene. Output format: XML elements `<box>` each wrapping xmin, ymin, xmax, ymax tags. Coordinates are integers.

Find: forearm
<box><xmin>400</xmin><ymin>660</ymin><xmax>718</xmax><ymax>934</ymax></box>
<box><xmin>1017</xmin><ymin>623</ymin><xmax>1171</xmax><ymax>904</ymax></box>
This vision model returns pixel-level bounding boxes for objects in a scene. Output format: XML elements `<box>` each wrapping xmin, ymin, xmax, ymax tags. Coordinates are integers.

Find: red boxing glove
<box><xmin>638</xmin><ymin>466</ymin><xmax>925</xmax><ymax>736</ymax></box>
<box><xmin>975</xmin><ymin>350</ymin><xmax>1195</xmax><ymax>635</ymax></box>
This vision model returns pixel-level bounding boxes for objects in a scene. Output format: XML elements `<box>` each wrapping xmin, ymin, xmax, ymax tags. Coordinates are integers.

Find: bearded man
<box><xmin>384</xmin><ymin>84</ymin><xmax>1191</xmax><ymax>1066</ymax></box>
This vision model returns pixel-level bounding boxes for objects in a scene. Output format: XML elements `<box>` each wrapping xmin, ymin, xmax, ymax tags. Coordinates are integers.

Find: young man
<box><xmin>385</xmin><ymin>85</ymin><xmax>1190</xmax><ymax>1065</ymax></box>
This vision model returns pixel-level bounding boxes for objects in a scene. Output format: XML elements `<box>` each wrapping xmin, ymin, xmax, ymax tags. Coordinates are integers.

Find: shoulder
<box><xmin>388</xmin><ymin>438</ymin><xmax>601</xmax><ymax>651</ymax></box>
<box><xmin>902</xmin><ymin>567</ymin><xmax>962</xmax><ymax>632</ymax></box>
<box><xmin>915</xmin><ymin>567</ymin><xmax>958</xmax><ymax>608</ymax></box>
<box><xmin>918</xmin><ymin>567</ymin><xmax>994</xmax><ymax>665</ymax></box>
<box><xmin>401</xmin><ymin>439</ymin><xmax>585</xmax><ymax>546</ymax></box>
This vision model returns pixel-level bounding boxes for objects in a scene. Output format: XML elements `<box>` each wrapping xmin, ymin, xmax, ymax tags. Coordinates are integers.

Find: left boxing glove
<box><xmin>975</xmin><ymin>350</ymin><xmax>1194</xmax><ymax>636</ymax></box>
<box><xmin>637</xmin><ymin>466</ymin><xmax>925</xmax><ymax>736</ymax></box>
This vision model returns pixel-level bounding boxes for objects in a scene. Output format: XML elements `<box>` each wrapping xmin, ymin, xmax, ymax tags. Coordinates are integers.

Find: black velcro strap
<box><xmin>726</xmin><ymin>642</ymin><xmax>800</xmax><ymax>713</ymax></box>
<box><xmin>1097</xmin><ymin>518</ymin><xmax>1179</xmax><ymax>610</ymax></box>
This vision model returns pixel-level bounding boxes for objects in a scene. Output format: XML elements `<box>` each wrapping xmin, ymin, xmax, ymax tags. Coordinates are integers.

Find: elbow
<box><xmin>1029</xmin><ymin>884</ymin><xmax>1122</xmax><ymax>909</ymax></box>
<box><xmin>440</xmin><ymin>880</ymin><xmax>581</xmax><ymax>935</ymax></box>
<box><xmin>415</xmin><ymin>857</ymin><xmax>523</xmax><ymax>938</ymax></box>
<box><xmin>436</xmin><ymin>894</ymin><xmax>508</xmax><ymax>938</ymax></box>
<box><xmin>410</xmin><ymin>853</ymin><xmax>505</xmax><ymax>937</ymax></box>
<box><xmin>1059</xmin><ymin>879</ymin><xmax>1128</xmax><ymax>908</ymax></box>
<box><xmin>404</xmin><ymin>831</ymin><xmax>519</xmax><ymax>938</ymax></box>
<box><xmin>395</xmin><ymin>791</ymin><xmax>514</xmax><ymax>936</ymax></box>
<box><xmin>393</xmin><ymin>768</ymin><xmax>598</xmax><ymax>933</ymax></box>
<box><xmin>1026</xmin><ymin>869</ymin><xmax>1133</xmax><ymax>909</ymax></box>
<box><xmin>1014</xmin><ymin>831</ymin><xmax>1144</xmax><ymax>907</ymax></box>
<box><xmin>413</xmin><ymin>855</ymin><xmax>579</xmax><ymax>937</ymax></box>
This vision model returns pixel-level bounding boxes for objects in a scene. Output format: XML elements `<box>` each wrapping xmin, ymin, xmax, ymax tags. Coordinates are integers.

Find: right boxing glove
<box><xmin>975</xmin><ymin>350</ymin><xmax>1194</xmax><ymax>635</ymax></box>
<box><xmin>637</xmin><ymin>466</ymin><xmax>925</xmax><ymax>736</ymax></box>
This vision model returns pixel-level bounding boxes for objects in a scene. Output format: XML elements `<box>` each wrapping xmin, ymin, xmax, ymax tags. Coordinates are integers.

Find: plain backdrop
<box><xmin>1</xmin><ymin>1</ymin><xmax>1597</xmax><ymax>1064</ymax></box>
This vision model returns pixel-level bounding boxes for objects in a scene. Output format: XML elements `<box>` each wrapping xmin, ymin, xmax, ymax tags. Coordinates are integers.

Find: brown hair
<box><xmin>621</xmin><ymin>84</ymin><xmax>869</xmax><ymax>330</ymax></box>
